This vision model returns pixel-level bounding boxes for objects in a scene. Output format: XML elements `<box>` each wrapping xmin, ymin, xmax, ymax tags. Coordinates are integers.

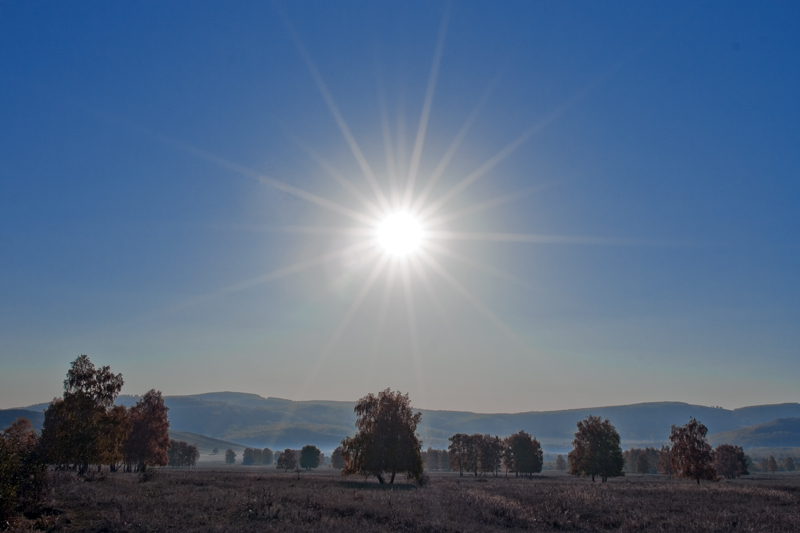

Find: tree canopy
<box><xmin>669</xmin><ymin>418</ymin><xmax>716</xmax><ymax>484</ymax></box>
<box><xmin>568</xmin><ymin>415</ymin><xmax>624</xmax><ymax>482</ymax></box>
<box><xmin>341</xmin><ymin>389</ymin><xmax>423</xmax><ymax>484</ymax></box>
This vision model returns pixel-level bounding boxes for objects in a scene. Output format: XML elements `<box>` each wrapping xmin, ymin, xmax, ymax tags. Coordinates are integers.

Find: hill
<box><xmin>708</xmin><ymin>418</ymin><xmax>800</xmax><ymax>448</ymax></box>
<box><xmin>8</xmin><ymin>393</ymin><xmax>800</xmax><ymax>452</ymax></box>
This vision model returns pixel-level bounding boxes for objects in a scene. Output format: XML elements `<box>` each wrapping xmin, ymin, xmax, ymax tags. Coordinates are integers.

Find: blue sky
<box><xmin>1</xmin><ymin>1</ymin><xmax>798</xmax><ymax>412</ymax></box>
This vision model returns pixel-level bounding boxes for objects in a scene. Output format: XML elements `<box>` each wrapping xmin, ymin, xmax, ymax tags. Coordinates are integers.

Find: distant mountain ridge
<box><xmin>5</xmin><ymin>392</ymin><xmax>800</xmax><ymax>452</ymax></box>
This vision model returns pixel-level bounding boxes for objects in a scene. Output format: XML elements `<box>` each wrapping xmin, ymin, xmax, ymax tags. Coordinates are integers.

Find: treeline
<box><xmin>39</xmin><ymin>355</ymin><xmax>170</xmax><ymax>474</ymax></box>
<box><xmin>448</xmin><ymin>431</ymin><xmax>544</xmax><ymax>477</ymax></box>
<box><xmin>167</xmin><ymin>440</ymin><xmax>199</xmax><ymax>468</ymax></box>
<box><xmin>1</xmin><ymin>355</ymin><xmax>171</xmax><ymax>523</ymax></box>
<box><xmin>241</xmin><ymin>447</ymin><xmax>274</xmax><ymax>465</ymax></box>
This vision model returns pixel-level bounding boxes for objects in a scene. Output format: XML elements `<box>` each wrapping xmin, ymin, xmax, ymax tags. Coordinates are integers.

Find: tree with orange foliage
<box><xmin>669</xmin><ymin>418</ymin><xmax>716</xmax><ymax>484</ymax></box>
<box><xmin>341</xmin><ymin>389</ymin><xmax>423</xmax><ymax>484</ymax></box>
<box><xmin>123</xmin><ymin>390</ymin><xmax>170</xmax><ymax>472</ymax></box>
<box><xmin>40</xmin><ymin>355</ymin><xmax>125</xmax><ymax>475</ymax></box>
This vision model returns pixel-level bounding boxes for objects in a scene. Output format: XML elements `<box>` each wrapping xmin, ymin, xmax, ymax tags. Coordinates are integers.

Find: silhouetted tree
<box><xmin>261</xmin><ymin>448</ymin><xmax>273</xmax><ymax>466</ymax></box>
<box><xmin>40</xmin><ymin>355</ymin><xmax>124</xmax><ymax>475</ymax></box>
<box><xmin>504</xmin><ymin>431</ymin><xmax>543</xmax><ymax>478</ymax></box>
<box><xmin>785</xmin><ymin>457</ymin><xmax>796</xmax><ymax>472</ymax></box>
<box><xmin>300</xmin><ymin>445</ymin><xmax>321</xmax><ymax>470</ymax></box>
<box><xmin>636</xmin><ymin>453</ymin><xmax>649</xmax><ymax>475</ymax></box>
<box><xmin>714</xmin><ymin>444</ymin><xmax>748</xmax><ymax>479</ymax></box>
<box><xmin>669</xmin><ymin>418</ymin><xmax>716</xmax><ymax>484</ymax></box>
<box><xmin>555</xmin><ymin>454</ymin><xmax>567</xmax><ymax>471</ymax></box>
<box><xmin>767</xmin><ymin>455</ymin><xmax>779</xmax><ymax>473</ymax></box>
<box><xmin>568</xmin><ymin>415</ymin><xmax>624</xmax><ymax>482</ymax></box>
<box><xmin>1</xmin><ymin>418</ymin><xmax>48</xmax><ymax>523</ymax></box>
<box><xmin>225</xmin><ymin>448</ymin><xmax>236</xmax><ymax>465</ymax></box>
<box><xmin>330</xmin><ymin>446</ymin><xmax>344</xmax><ymax>469</ymax></box>
<box><xmin>448</xmin><ymin>433</ymin><xmax>469</xmax><ymax>476</ymax></box>
<box><xmin>242</xmin><ymin>447</ymin><xmax>263</xmax><ymax>465</ymax></box>
<box><xmin>276</xmin><ymin>449</ymin><xmax>296</xmax><ymax>472</ymax></box>
<box><xmin>657</xmin><ymin>446</ymin><xmax>672</xmax><ymax>476</ymax></box>
<box><xmin>341</xmin><ymin>389</ymin><xmax>423</xmax><ymax>484</ymax></box>
<box><xmin>122</xmin><ymin>390</ymin><xmax>170</xmax><ymax>472</ymax></box>
<box><xmin>212</xmin><ymin>447</ymin><xmax>219</xmax><ymax>455</ymax></box>
<box><xmin>168</xmin><ymin>440</ymin><xmax>199</xmax><ymax>468</ymax></box>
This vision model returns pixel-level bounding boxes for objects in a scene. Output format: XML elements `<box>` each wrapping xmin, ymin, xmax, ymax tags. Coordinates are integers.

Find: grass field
<box><xmin>11</xmin><ymin>469</ymin><xmax>800</xmax><ymax>532</ymax></box>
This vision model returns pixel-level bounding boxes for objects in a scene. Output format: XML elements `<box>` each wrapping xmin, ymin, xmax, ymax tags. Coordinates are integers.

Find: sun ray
<box><xmin>422</xmin><ymin>240</ymin><xmax>530</xmax><ymax>288</ymax></box>
<box><xmin>294</xmin><ymin>139</ymin><xmax>385</xmax><ymax>219</ymax></box>
<box><xmin>231</xmin><ymin>225</ymin><xmax>373</xmax><ymax>237</ymax></box>
<box><xmin>371</xmin><ymin>260</ymin><xmax>400</xmax><ymax>356</ymax></box>
<box><xmin>379</xmin><ymin>88</ymin><xmax>401</xmax><ymax>207</ymax></box>
<box><xmin>155</xmin><ymin>135</ymin><xmax>377</xmax><ymax>226</ymax></box>
<box><xmin>400</xmin><ymin>259</ymin><xmax>427</xmax><ymax>407</ymax></box>
<box><xmin>278</xmin><ymin>9</ymin><xmax>392</xmax><ymax>212</ymax></box>
<box><xmin>403</xmin><ymin>1</ymin><xmax>451</xmax><ymax>210</ymax></box>
<box><xmin>409</xmin><ymin>256</ymin><xmax>464</xmax><ymax>347</ymax></box>
<box><xmin>417</xmin><ymin>251</ymin><xmax>526</xmax><ymax>348</ymax></box>
<box><xmin>410</xmin><ymin>64</ymin><xmax>503</xmax><ymax>215</ymax></box>
<box><xmin>426</xmin><ymin>231</ymin><xmax>689</xmax><ymax>246</ymax></box>
<box><xmin>419</xmin><ymin>82</ymin><xmax>598</xmax><ymax>220</ymax></box>
<box><xmin>299</xmin><ymin>253</ymin><xmax>389</xmax><ymax>395</ymax></box>
<box><xmin>424</xmin><ymin>185</ymin><xmax>545</xmax><ymax>228</ymax></box>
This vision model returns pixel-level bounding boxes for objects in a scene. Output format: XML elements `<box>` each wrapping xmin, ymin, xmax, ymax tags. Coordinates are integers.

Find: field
<box><xmin>11</xmin><ymin>469</ymin><xmax>800</xmax><ymax>532</ymax></box>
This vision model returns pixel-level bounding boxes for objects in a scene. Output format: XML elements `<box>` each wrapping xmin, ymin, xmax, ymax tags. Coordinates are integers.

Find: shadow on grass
<box><xmin>337</xmin><ymin>479</ymin><xmax>417</xmax><ymax>491</ymax></box>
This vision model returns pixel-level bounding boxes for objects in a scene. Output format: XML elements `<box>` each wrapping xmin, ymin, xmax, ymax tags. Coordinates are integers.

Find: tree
<box><xmin>330</xmin><ymin>446</ymin><xmax>345</xmax><ymax>469</ymax></box>
<box><xmin>262</xmin><ymin>448</ymin><xmax>274</xmax><ymax>466</ymax></box>
<box><xmin>568</xmin><ymin>415</ymin><xmax>624</xmax><ymax>482</ymax></box>
<box><xmin>341</xmin><ymin>389</ymin><xmax>423</xmax><ymax>484</ymax></box>
<box><xmin>40</xmin><ymin>355</ymin><xmax>124</xmax><ymax>475</ymax></box>
<box><xmin>225</xmin><ymin>449</ymin><xmax>236</xmax><ymax>465</ymax></box>
<box><xmin>448</xmin><ymin>433</ymin><xmax>469</xmax><ymax>476</ymax></box>
<box><xmin>504</xmin><ymin>431</ymin><xmax>543</xmax><ymax>478</ymax></box>
<box><xmin>714</xmin><ymin>444</ymin><xmax>748</xmax><ymax>479</ymax></box>
<box><xmin>657</xmin><ymin>446</ymin><xmax>672</xmax><ymax>476</ymax></box>
<box><xmin>636</xmin><ymin>453</ymin><xmax>649</xmax><ymax>475</ymax></box>
<box><xmin>669</xmin><ymin>418</ymin><xmax>716</xmax><ymax>484</ymax></box>
<box><xmin>300</xmin><ymin>445</ymin><xmax>321</xmax><ymax>470</ymax></box>
<box><xmin>276</xmin><ymin>449</ymin><xmax>296</xmax><ymax>472</ymax></box>
<box><xmin>1</xmin><ymin>418</ymin><xmax>47</xmax><ymax>524</ymax></box>
<box><xmin>242</xmin><ymin>448</ymin><xmax>262</xmax><ymax>465</ymax></box>
<box><xmin>767</xmin><ymin>455</ymin><xmax>779</xmax><ymax>473</ymax></box>
<box><xmin>555</xmin><ymin>454</ymin><xmax>567</xmax><ymax>471</ymax></box>
<box><xmin>123</xmin><ymin>390</ymin><xmax>170</xmax><ymax>472</ymax></box>
<box><xmin>212</xmin><ymin>447</ymin><xmax>219</xmax><ymax>455</ymax></box>
<box><xmin>168</xmin><ymin>440</ymin><xmax>199</xmax><ymax>468</ymax></box>
<box><xmin>785</xmin><ymin>457</ymin><xmax>796</xmax><ymax>472</ymax></box>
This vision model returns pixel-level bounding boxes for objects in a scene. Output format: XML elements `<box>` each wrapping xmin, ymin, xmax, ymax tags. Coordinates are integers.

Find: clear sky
<box><xmin>1</xmin><ymin>2</ymin><xmax>798</xmax><ymax>413</ymax></box>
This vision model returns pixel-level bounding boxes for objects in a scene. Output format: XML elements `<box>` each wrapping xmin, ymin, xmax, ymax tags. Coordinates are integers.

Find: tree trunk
<box><xmin>591</xmin><ymin>474</ymin><xmax>595</xmax><ymax>482</ymax></box>
<box><xmin>390</xmin><ymin>471</ymin><xmax>396</xmax><ymax>484</ymax></box>
<box><xmin>376</xmin><ymin>473</ymin><xmax>385</xmax><ymax>484</ymax></box>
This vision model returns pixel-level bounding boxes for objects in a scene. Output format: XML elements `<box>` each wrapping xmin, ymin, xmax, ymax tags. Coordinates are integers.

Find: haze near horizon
<box><xmin>1</xmin><ymin>1</ymin><xmax>798</xmax><ymax>413</ymax></box>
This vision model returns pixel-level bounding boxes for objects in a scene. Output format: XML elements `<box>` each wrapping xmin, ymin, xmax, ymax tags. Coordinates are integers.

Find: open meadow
<box><xmin>12</xmin><ymin>469</ymin><xmax>800</xmax><ymax>532</ymax></box>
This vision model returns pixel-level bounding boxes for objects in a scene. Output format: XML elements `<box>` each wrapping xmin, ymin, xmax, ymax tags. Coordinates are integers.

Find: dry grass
<box><xmin>9</xmin><ymin>469</ymin><xmax>800</xmax><ymax>532</ymax></box>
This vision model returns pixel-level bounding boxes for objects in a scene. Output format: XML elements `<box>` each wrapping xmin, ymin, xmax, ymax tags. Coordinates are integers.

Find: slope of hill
<box><xmin>708</xmin><ymin>418</ymin><xmax>800</xmax><ymax>448</ymax></box>
<box><xmin>11</xmin><ymin>393</ymin><xmax>800</xmax><ymax>452</ymax></box>
<box><xmin>0</xmin><ymin>409</ymin><xmax>45</xmax><ymax>431</ymax></box>
<box><xmin>168</xmin><ymin>430</ymin><xmax>246</xmax><ymax>455</ymax></box>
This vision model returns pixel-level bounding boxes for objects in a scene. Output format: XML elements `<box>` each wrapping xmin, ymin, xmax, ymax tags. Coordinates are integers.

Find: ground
<box><xmin>9</xmin><ymin>469</ymin><xmax>800</xmax><ymax>532</ymax></box>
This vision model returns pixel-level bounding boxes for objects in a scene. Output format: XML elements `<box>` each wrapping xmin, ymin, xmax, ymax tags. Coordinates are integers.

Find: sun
<box><xmin>377</xmin><ymin>212</ymin><xmax>424</xmax><ymax>257</ymax></box>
